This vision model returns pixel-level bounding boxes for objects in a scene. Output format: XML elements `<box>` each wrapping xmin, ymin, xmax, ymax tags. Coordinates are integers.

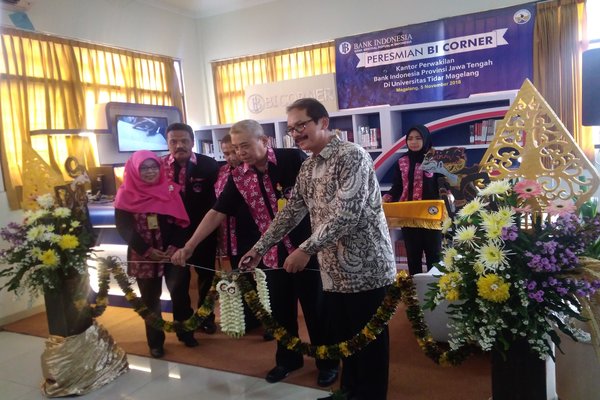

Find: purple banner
<box><xmin>335</xmin><ymin>4</ymin><xmax>535</xmax><ymax>109</ymax></box>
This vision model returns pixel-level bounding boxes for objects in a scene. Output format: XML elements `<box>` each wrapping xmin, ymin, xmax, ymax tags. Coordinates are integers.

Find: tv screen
<box><xmin>116</xmin><ymin>115</ymin><xmax>169</xmax><ymax>152</ymax></box>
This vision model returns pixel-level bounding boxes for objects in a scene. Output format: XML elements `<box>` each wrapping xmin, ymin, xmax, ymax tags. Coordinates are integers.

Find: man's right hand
<box><xmin>171</xmin><ymin>246</ymin><xmax>192</xmax><ymax>266</ymax></box>
<box><xmin>239</xmin><ymin>249</ymin><xmax>261</xmax><ymax>271</ymax></box>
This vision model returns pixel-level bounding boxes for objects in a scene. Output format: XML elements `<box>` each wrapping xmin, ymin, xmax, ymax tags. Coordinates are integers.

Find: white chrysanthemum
<box><xmin>217</xmin><ymin>279</ymin><xmax>245</xmax><ymax>338</ymax></box>
<box><xmin>254</xmin><ymin>268</ymin><xmax>271</xmax><ymax>313</ymax></box>
<box><xmin>53</xmin><ymin>207</ymin><xmax>71</xmax><ymax>218</ymax></box>
<box><xmin>453</xmin><ymin>225</ymin><xmax>478</xmax><ymax>247</ymax></box>
<box><xmin>26</xmin><ymin>225</ymin><xmax>49</xmax><ymax>241</ymax></box>
<box><xmin>442</xmin><ymin>247</ymin><xmax>459</xmax><ymax>269</ymax></box>
<box><xmin>495</xmin><ymin>206</ymin><xmax>516</xmax><ymax>229</ymax></box>
<box><xmin>70</xmin><ymin>220</ymin><xmax>81</xmax><ymax>228</ymax></box>
<box><xmin>36</xmin><ymin>193</ymin><xmax>55</xmax><ymax>209</ymax></box>
<box><xmin>457</xmin><ymin>197</ymin><xmax>488</xmax><ymax>219</ymax></box>
<box><xmin>477</xmin><ymin>242</ymin><xmax>510</xmax><ymax>271</ymax></box>
<box><xmin>441</xmin><ymin>217</ymin><xmax>453</xmax><ymax>234</ymax></box>
<box><xmin>25</xmin><ymin>209</ymin><xmax>47</xmax><ymax>224</ymax></box>
<box><xmin>477</xmin><ymin>179</ymin><xmax>511</xmax><ymax>197</ymax></box>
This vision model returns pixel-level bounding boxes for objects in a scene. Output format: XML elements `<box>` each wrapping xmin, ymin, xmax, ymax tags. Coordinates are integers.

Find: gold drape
<box><xmin>533</xmin><ymin>0</ymin><xmax>593</xmax><ymax>160</ymax></box>
<box><xmin>212</xmin><ymin>42</ymin><xmax>335</xmax><ymax>124</ymax></box>
<box><xmin>0</xmin><ymin>27</ymin><xmax>182</xmax><ymax>209</ymax></box>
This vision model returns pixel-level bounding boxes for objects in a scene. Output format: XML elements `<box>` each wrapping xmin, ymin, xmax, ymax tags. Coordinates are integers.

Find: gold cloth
<box><xmin>41</xmin><ymin>321</ymin><xmax>129</xmax><ymax>397</ymax></box>
<box><xmin>383</xmin><ymin>200</ymin><xmax>447</xmax><ymax>230</ymax></box>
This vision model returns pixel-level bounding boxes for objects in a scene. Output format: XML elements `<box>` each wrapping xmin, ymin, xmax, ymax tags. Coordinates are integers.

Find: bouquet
<box><xmin>426</xmin><ymin>179</ymin><xmax>600</xmax><ymax>359</ymax></box>
<box><xmin>0</xmin><ymin>193</ymin><xmax>95</xmax><ymax>298</ymax></box>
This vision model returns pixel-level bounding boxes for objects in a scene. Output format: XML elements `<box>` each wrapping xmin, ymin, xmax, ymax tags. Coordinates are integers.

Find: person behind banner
<box><xmin>171</xmin><ymin>119</ymin><xmax>339</xmax><ymax>388</ymax></box>
<box><xmin>382</xmin><ymin>124</ymin><xmax>444</xmax><ymax>276</ymax></box>
<box><xmin>163</xmin><ymin>123</ymin><xmax>219</xmax><ymax>336</ymax></box>
<box><xmin>239</xmin><ymin>98</ymin><xmax>396</xmax><ymax>400</ymax></box>
<box><xmin>114</xmin><ymin>150</ymin><xmax>193</xmax><ymax>358</ymax></box>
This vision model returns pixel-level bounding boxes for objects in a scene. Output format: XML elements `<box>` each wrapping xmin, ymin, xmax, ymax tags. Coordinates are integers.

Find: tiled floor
<box><xmin>0</xmin><ymin>331</ymin><xmax>329</xmax><ymax>400</ymax></box>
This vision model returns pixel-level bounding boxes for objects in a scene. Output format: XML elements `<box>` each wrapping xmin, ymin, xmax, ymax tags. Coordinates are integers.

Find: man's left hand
<box><xmin>283</xmin><ymin>249</ymin><xmax>310</xmax><ymax>273</ymax></box>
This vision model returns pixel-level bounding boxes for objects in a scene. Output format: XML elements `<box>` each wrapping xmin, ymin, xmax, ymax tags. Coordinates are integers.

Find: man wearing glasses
<box><xmin>171</xmin><ymin>119</ymin><xmax>339</xmax><ymax>388</ymax></box>
<box><xmin>163</xmin><ymin>123</ymin><xmax>219</xmax><ymax>342</ymax></box>
<box><xmin>240</xmin><ymin>98</ymin><xmax>396</xmax><ymax>400</ymax></box>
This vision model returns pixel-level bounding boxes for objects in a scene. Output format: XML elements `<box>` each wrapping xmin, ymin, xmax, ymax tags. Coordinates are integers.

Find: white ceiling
<box><xmin>136</xmin><ymin>0</ymin><xmax>283</xmax><ymax>18</ymax></box>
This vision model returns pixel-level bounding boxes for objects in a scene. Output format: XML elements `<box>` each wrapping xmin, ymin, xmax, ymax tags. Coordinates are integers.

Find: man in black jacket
<box><xmin>171</xmin><ymin>119</ymin><xmax>339</xmax><ymax>388</ymax></box>
<box><xmin>163</xmin><ymin>122</ymin><xmax>219</xmax><ymax>340</ymax></box>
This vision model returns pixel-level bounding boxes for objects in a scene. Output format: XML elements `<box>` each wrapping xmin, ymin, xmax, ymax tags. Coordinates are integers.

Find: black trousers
<box><xmin>137</xmin><ymin>277</ymin><xmax>165</xmax><ymax>349</ymax></box>
<box><xmin>266</xmin><ymin>264</ymin><xmax>339</xmax><ymax>372</ymax></box>
<box><xmin>163</xmin><ymin>264</ymin><xmax>195</xmax><ymax>341</ymax></box>
<box><xmin>401</xmin><ymin>227</ymin><xmax>442</xmax><ymax>275</ymax></box>
<box><xmin>323</xmin><ymin>286</ymin><xmax>390</xmax><ymax>400</ymax></box>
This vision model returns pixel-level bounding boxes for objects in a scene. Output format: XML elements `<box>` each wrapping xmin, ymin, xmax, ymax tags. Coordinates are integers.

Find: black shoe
<box><xmin>199</xmin><ymin>319</ymin><xmax>217</xmax><ymax>334</ymax></box>
<box><xmin>150</xmin><ymin>347</ymin><xmax>164</xmax><ymax>358</ymax></box>
<box><xmin>265</xmin><ymin>365</ymin><xmax>301</xmax><ymax>383</ymax></box>
<box><xmin>179</xmin><ymin>336</ymin><xmax>199</xmax><ymax>347</ymax></box>
<box><xmin>263</xmin><ymin>331</ymin><xmax>275</xmax><ymax>341</ymax></box>
<box><xmin>317</xmin><ymin>369</ymin><xmax>339</xmax><ymax>387</ymax></box>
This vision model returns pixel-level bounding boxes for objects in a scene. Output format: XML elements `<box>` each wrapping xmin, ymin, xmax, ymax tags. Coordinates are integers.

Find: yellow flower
<box><xmin>38</xmin><ymin>249</ymin><xmax>58</xmax><ymax>266</ymax></box>
<box><xmin>438</xmin><ymin>272</ymin><xmax>461</xmax><ymax>300</ymax></box>
<box><xmin>58</xmin><ymin>234</ymin><xmax>79</xmax><ymax>250</ymax></box>
<box><xmin>361</xmin><ymin>327</ymin><xmax>377</xmax><ymax>340</ymax></box>
<box><xmin>453</xmin><ymin>225</ymin><xmax>477</xmax><ymax>246</ymax></box>
<box><xmin>457</xmin><ymin>197</ymin><xmax>488</xmax><ymax>218</ymax></box>
<box><xmin>477</xmin><ymin>242</ymin><xmax>509</xmax><ymax>271</ymax></box>
<box><xmin>473</xmin><ymin>261</ymin><xmax>485</xmax><ymax>275</ymax></box>
<box><xmin>442</xmin><ymin>247</ymin><xmax>459</xmax><ymax>269</ymax></box>
<box><xmin>442</xmin><ymin>217</ymin><xmax>453</xmax><ymax>234</ymax></box>
<box><xmin>339</xmin><ymin>342</ymin><xmax>352</xmax><ymax>357</ymax></box>
<box><xmin>316</xmin><ymin>345</ymin><xmax>328</xmax><ymax>359</ymax></box>
<box><xmin>273</xmin><ymin>328</ymin><xmax>286</xmax><ymax>340</ymax></box>
<box><xmin>477</xmin><ymin>179</ymin><xmax>511</xmax><ymax>196</ymax></box>
<box><xmin>477</xmin><ymin>274</ymin><xmax>510</xmax><ymax>303</ymax></box>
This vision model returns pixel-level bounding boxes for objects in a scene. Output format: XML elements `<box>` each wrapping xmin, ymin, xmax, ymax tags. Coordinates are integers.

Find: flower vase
<box><xmin>43</xmin><ymin>270</ymin><xmax>93</xmax><ymax>337</ymax></box>
<box><xmin>491</xmin><ymin>339</ymin><xmax>547</xmax><ymax>400</ymax></box>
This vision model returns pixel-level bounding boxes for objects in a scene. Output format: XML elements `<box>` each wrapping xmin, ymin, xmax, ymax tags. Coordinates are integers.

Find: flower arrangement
<box><xmin>0</xmin><ymin>193</ymin><xmax>95</xmax><ymax>298</ymax></box>
<box><xmin>426</xmin><ymin>179</ymin><xmax>600</xmax><ymax>359</ymax></box>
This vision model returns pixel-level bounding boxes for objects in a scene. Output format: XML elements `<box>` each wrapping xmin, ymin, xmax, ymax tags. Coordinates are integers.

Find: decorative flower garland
<box><xmin>94</xmin><ymin>257</ymin><xmax>474</xmax><ymax>364</ymax></box>
<box><xmin>216</xmin><ymin>277</ymin><xmax>245</xmax><ymax>337</ymax></box>
<box><xmin>97</xmin><ymin>256</ymin><xmax>215</xmax><ymax>333</ymax></box>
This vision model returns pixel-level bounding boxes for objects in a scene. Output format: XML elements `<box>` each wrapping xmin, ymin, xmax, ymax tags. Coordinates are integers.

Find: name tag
<box><xmin>277</xmin><ymin>198</ymin><xmax>287</xmax><ymax>211</ymax></box>
<box><xmin>147</xmin><ymin>214</ymin><xmax>159</xmax><ymax>229</ymax></box>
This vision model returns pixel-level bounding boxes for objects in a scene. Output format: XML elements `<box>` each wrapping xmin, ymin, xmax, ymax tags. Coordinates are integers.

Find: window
<box><xmin>211</xmin><ymin>42</ymin><xmax>335</xmax><ymax>124</ymax></box>
<box><xmin>0</xmin><ymin>27</ymin><xmax>183</xmax><ymax>209</ymax></box>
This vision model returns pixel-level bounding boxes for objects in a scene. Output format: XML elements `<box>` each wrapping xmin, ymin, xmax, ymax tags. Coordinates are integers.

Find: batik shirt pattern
<box><xmin>253</xmin><ymin>136</ymin><xmax>396</xmax><ymax>293</ymax></box>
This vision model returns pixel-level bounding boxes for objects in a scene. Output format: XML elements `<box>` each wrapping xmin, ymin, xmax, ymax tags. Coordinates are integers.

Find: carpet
<box><xmin>2</xmin><ymin>303</ymin><xmax>492</xmax><ymax>399</ymax></box>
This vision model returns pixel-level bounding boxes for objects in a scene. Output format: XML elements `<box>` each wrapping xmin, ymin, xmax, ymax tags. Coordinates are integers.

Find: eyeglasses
<box><xmin>140</xmin><ymin>165</ymin><xmax>160</xmax><ymax>172</ymax></box>
<box><xmin>286</xmin><ymin>119</ymin><xmax>314</xmax><ymax>135</ymax></box>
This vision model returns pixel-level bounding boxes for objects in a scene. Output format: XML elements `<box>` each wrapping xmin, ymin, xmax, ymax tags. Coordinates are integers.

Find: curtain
<box><xmin>212</xmin><ymin>42</ymin><xmax>335</xmax><ymax>124</ymax></box>
<box><xmin>534</xmin><ymin>0</ymin><xmax>592</xmax><ymax>160</ymax></box>
<box><xmin>0</xmin><ymin>27</ymin><xmax>182</xmax><ymax>209</ymax></box>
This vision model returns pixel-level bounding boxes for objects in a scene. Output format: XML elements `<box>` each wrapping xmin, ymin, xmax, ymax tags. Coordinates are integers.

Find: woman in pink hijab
<box><xmin>114</xmin><ymin>150</ymin><xmax>195</xmax><ymax>358</ymax></box>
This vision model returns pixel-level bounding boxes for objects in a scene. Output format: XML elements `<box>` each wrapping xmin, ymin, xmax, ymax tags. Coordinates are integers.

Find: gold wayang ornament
<box><xmin>479</xmin><ymin>79</ymin><xmax>600</xmax><ymax>210</ymax></box>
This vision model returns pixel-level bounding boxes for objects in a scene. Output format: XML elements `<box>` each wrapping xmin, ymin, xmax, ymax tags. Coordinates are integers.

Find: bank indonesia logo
<box><xmin>513</xmin><ymin>9</ymin><xmax>531</xmax><ymax>24</ymax></box>
<box><xmin>247</xmin><ymin>94</ymin><xmax>265</xmax><ymax>114</ymax></box>
<box><xmin>338</xmin><ymin>41</ymin><xmax>352</xmax><ymax>55</ymax></box>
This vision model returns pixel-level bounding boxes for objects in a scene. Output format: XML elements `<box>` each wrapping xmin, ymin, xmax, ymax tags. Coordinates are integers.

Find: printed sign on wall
<box><xmin>335</xmin><ymin>4</ymin><xmax>535</xmax><ymax>109</ymax></box>
<box><xmin>244</xmin><ymin>74</ymin><xmax>338</xmax><ymax>120</ymax></box>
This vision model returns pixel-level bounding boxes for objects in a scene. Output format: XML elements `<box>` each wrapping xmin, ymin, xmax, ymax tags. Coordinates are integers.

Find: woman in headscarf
<box><xmin>383</xmin><ymin>125</ymin><xmax>443</xmax><ymax>276</ymax></box>
<box><xmin>114</xmin><ymin>150</ymin><xmax>195</xmax><ymax>358</ymax></box>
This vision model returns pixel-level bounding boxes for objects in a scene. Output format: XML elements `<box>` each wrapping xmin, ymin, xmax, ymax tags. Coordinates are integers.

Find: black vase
<box><xmin>43</xmin><ymin>271</ymin><xmax>93</xmax><ymax>337</ymax></box>
<box><xmin>491</xmin><ymin>339</ymin><xmax>547</xmax><ymax>400</ymax></box>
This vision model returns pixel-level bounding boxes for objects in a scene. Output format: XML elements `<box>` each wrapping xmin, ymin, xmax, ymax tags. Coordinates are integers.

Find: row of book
<box><xmin>469</xmin><ymin>119</ymin><xmax>500</xmax><ymax>144</ymax></box>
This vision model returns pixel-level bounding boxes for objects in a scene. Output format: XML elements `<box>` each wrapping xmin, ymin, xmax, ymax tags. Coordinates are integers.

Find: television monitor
<box><xmin>116</xmin><ymin>115</ymin><xmax>169</xmax><ymax>152</ymax></box>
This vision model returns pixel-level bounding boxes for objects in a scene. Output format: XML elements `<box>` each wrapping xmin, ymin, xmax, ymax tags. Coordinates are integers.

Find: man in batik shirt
<box><xmin>241</xmin><ymin>98</ymin><xmax>397</xmax><ymax>400</ymax></box>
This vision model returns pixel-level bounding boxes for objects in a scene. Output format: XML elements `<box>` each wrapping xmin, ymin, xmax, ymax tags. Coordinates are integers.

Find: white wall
<box><xmin>0</xmin><ymin>0</ymin><xmax>528</xmax><ymax>322</ymax></box>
